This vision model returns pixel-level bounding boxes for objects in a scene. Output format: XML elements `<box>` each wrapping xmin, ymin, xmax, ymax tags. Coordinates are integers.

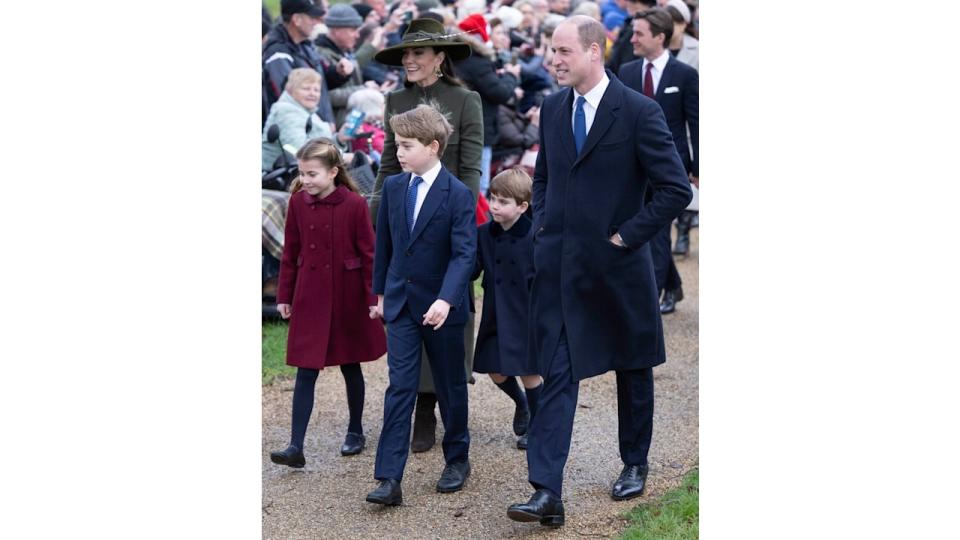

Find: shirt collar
<box><xmin>643</xmin><ymin>49</ymin><xmax>670</xmax><ymax>73</ymax></box>
<box><xmin>573</xmin><ymin>73</ymin><xmax>610</xmax><ymax>111</ymax></box>
<box><xmin>412</xmin><ymin>159</ymin><xmax>442</xmax><ymax>188</ymax></box>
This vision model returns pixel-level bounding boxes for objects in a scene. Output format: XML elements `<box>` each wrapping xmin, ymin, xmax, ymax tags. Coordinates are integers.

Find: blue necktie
<box><xmin>406</xmin><ymin>175</ymin><xmax>423</xmax><ymax>232</ymax></box>
<box><xmin>573</xmin><ymin>95</ymin><xmax>586</xmax><ymax>154</ymax></box>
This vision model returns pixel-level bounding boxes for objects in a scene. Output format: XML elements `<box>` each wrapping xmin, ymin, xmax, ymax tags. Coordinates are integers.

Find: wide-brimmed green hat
<box><xmin>374</xmin><ymin>18</ymin><xmax>472</xmax><ymax>66</ymax></box>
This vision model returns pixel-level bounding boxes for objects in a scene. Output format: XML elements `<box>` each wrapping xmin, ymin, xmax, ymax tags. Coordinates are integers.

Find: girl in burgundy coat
<box><xmin>270</xmin><ymin>138</ymin><xmax>387</xmax><ymax>468</ymax></box>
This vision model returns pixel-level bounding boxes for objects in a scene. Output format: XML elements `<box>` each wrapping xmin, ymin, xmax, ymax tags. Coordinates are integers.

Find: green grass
<box><xmin>618</xmin><ymin>468</ymin><xmax>699</xmax><ymax>540</ymax></box>
<box><xmin>262</xmin><ymin>320</ymin><xmax>296</xmax><ymax>385</ymax></box>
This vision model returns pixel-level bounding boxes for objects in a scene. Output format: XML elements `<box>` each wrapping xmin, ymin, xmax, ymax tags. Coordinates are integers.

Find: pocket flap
<box><xmin>344</xmin><ymin>257</ymin><xmax>362</xmax><ymax>270</ymax></box>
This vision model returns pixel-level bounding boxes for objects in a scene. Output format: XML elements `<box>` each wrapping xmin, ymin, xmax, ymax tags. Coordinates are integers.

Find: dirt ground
<box><xmin>262</xmin><ymin>229</ymin><xmax>698</xmax><ymax>539</ymax></box>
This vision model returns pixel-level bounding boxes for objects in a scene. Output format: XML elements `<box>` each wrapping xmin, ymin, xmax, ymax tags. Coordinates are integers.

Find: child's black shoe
<box><xmin>270</xmin><ymin>445</ymin><xmax>305</xmax><ymax>468</ymax></box>
<box><xmin>340</xmin><ymin>432</ymin><xmax>366</xmax><ymax>456</ymax></box>
<box><xmin>513</xmin><ymin>404</ymin><xmax>530</xmax><ymax>436</ymax></box>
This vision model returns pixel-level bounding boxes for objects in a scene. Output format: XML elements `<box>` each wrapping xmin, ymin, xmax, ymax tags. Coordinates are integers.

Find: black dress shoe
<box><xmin>660</xmin><ymin>287</ymin><xmax>683</xmax><ymax>314</ymax></box>
<box><xmin>340</xmin><ymin>432</ymin><xmax>365</xmax><ymax>456</ymax></box>
<box><xmin>436</xmin><ymin>460</ymin><xmax>471</xmax><ymax>493</ymax></box>
<box><xmin>411</xmin><ymin>392</ymin><xmax>437</xmax><ymax>453</ymax></box>
<box><xmin>516</xmin><ymin>434</ymin><xmax>528</xmax><ymax>450</ymax></box>
<box><xmin>269</xmin><ymin>445</ymin><xmax>305</xmax><ymax>468</ymax></box>
<box><xmin>513</xmin><ymin>403</ymin><xmax>530</xmax><ymax>436</ymax></box>
<box><xmin>507</xmin><ymin>489</ymin><xmax>565</xmax><ymax>527</ymax></box>
<box><xmin>611</xmin><ymin>464</ymin><xmax>649</xmax><ymax>501</ymax></box>
<box><xmin>366</xmin><ymin>479</ymin><xmax>403</xmax><ymax>506</ymax></box>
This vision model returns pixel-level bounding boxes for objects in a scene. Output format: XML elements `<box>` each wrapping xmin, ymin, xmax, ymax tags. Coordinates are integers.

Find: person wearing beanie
<box><xmin>414</xmin><ymin>0</ymin><xmax>441</xmax><ymax>11</ymax></box>
<box><xmin>262</xmin><ymin>0</ymin><xmax>336</xmax><ymax>127</ymax></box>
<box><xmin>316</xmin><ymin>4</ymin><xmax>395</xmax><ymax>124</ymax></box>
<box><xmin>458</xmin><ymin>13</ymin><xmax>490</xmax><ymax>43</ymax></box>
<box><xmin>351</xmin><ymin>2</ymin><xmax>375</xmax><ymax>22</ymax></box>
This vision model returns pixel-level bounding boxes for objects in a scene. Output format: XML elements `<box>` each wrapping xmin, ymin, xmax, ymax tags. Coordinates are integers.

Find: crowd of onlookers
<box><xmin>262</xmin><ymin>0</ymin><xmax>700</xmax><ymax>311</ymax></box>
<box><xmin>261</xmin><ymin>0</ymin><xmax>699</xmax><ymax>183</ymax></box>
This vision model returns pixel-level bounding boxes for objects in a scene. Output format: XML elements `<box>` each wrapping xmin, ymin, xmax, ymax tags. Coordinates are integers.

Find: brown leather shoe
<box><xmin>411</xmin><ymin>392</ymin><xmax>437</xmax><ymax>453</ymax></box>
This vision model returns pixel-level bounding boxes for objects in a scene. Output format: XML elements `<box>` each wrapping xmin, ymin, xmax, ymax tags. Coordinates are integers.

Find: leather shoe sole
<box><xmin>269</xmin><ymin>448</ymin><xmax>305</xmax><ymax>468</ymax></box>
<box><xmin>507</xmin><ymin>507</ymin><xmax>565</xmax><ymax>527</ymax></box>
<box><xmin>365</xmin><ymin>492</ymin><xmax>402</xmax><ymax>506</ymax></box>
<box><xmin>611</xmin><ymin>485</ymin><xmax>645</xmax><ymax>501</ymax></box>
<box><xmin>436</xmin><ymin>462</ymin><xmax>470</xmax><ymax>493</ymax></box>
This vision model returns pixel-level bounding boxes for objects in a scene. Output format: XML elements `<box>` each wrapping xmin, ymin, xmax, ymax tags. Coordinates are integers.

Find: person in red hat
<box><xmin>454</xmin><ymin>15</ymin><xmax>523</xmax><ymax>195</ymax></box>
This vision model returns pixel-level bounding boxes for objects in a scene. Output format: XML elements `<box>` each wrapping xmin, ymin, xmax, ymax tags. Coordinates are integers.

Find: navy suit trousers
<box><xmin>374</xmin><ymin>304</ymin><xmax>470</xmax><ymax>481</ymax></box>
<box><xmin>651</xmin><ymin>223</ymin><xmax>682</xmax><ymax>294</ymax></box>
<box><xmin>527</xmin><ymin>328</ymin><xmax>655</xmax><ymax>496</ymax></box>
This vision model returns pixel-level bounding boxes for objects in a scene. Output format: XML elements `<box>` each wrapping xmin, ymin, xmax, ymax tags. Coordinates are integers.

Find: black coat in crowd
<box><xmin>454</xmin><ymin>38</ymin><xmax>519</xmax><ymax>147</ymax></box>
<box><xmin>605</xmin><ymin>18</ymin><xmax>637</xmax><ymax>76</ymax></box>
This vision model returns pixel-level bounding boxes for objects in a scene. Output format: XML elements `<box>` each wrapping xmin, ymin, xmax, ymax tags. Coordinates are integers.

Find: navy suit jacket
<box><xmin>529</xmin><ymin>73</ymin><xmax>691</xmax><ymax>381</ymax></box>
<box><xmin>619</xmin><ymin>56</ymin><xmax>698</xmax><ymax>176</ymax></box>
<box><xmin>372</xmin><ymin>166</ymin><xmax>477</xmax><ymax>324</ymax></box>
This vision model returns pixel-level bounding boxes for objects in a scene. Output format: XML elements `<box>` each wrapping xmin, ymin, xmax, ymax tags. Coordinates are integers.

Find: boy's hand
<box><xmin>369</xmin><ymin>296</ymin><xmax>384</xmax><ymax>319</ymax></box>
<box><xmin>278</xmin><ymin>303</ymin><xmax>292</xmax><ymax>319</ymax></box>
<box><xmin>422</xmin><ymin>299</ymin><xmax>451</xmax><ymax>330</ymax></box>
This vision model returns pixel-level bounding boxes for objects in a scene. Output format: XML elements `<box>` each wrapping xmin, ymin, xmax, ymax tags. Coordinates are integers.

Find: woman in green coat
<box><xmin>370</xmin><ymin>18</ymin><xmax>484</xmax><ymax>454</ymax></box>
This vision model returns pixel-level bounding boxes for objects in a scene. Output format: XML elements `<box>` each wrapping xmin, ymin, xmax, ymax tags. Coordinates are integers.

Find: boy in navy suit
<box><xmin>366</xmin><ymin>104</ymin><xmax>478</xmax><ymax>506</ymax></box>
<box><xmin>471</xmin><ymin>168</ymin><xmax>543</xmax><ymax>450</ymax></box>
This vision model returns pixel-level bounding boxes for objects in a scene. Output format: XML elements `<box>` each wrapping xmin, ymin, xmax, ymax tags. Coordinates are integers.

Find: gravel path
<box><xmin>262</xmin><ymin>229</ymin><xmax>698</xmax><ymax>539</ymax></box>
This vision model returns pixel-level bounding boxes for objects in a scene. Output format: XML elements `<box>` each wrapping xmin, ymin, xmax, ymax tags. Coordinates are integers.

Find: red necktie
<box><xmin>643</xmin><ymin>62</ymin><xmax>655</xmax><ymax>98</ymax></box>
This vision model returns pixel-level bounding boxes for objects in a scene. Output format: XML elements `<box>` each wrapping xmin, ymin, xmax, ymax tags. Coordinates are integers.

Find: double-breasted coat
<box><xmin>277</xmin><ymin>186</ymin><xmax>387</xmax><ymax>369</ymax></box>
<box><xmin>529</xmin><ymin>74</ymin><xmax>692</xmax><ymax>381</ymax></box>
<box><xmin>472</xmin><ymin>217</ymin><xmax>537</xmax><ymax>376</ymax></box>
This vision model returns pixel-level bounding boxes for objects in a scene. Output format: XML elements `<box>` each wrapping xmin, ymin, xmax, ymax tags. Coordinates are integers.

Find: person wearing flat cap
<box><xmin>367</xmin><ymin>17</ymin><xmax>485</xmax><ymax>463</ymax></box>
<box><xmin>262</xmin><ymin>0</ymin><xmax>336</xmax><ymax>127</ymax></box>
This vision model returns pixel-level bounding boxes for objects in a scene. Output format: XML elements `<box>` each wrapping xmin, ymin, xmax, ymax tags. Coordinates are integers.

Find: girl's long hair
<box><xmin>289</xmin><ymin>138</ymin><xmax>359</xmax><ymax>194</ymax></box>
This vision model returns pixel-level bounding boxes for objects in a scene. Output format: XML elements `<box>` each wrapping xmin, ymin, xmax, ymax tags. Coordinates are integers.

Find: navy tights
<box><xmin>289</xmin><ymin>364</ymin><xmax>365</xmax><ymax>450</ymax></box>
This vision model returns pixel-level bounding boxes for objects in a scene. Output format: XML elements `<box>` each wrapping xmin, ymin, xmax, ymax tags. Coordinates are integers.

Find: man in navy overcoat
<box><xmin>506</xmin><ymin>16</ymin><xmax>692</xmax><ymax>528</ymax></box>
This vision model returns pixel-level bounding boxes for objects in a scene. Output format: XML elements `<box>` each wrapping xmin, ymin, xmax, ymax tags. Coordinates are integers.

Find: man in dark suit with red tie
<box><xmin>619</xmin><ymin>7</ymin><xmax>698</xmax><ymax>314</ymax></box>
<box><xmin>506</xmin><ymin>15</ymin><xmax>691</xmax><ymax>528</ymax></box>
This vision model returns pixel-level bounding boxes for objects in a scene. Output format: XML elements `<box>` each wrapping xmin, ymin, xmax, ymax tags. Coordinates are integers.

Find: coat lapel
<box><xmin>556</xmin><ymin>88</ymin><xmax>578</xmax><ymax>159</ymax></box>
<box><xmin>407</xmin><ymin>168</ymin><xmax>450</xmax><ymax>246</ymax></box>
<box><xmin>655</xmin><ymin>57</ymin><xmax>676</xmax><ymax>100</ymax></box>
<box><xmin>574</xmin><ymin>74</ymin><xmax>623</xmax><ymax>166</ymax></box>
<box><xmin>394</xmin><ymin>173</ymin><xmax>412</xmax><ymax>244</ymax></box>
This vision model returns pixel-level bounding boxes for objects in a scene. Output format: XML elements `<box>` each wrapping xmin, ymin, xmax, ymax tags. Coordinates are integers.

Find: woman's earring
<box><xmin>435</xmin><ymin>66</ymin><xmax>443</xmax><ymax>78</ymax></box>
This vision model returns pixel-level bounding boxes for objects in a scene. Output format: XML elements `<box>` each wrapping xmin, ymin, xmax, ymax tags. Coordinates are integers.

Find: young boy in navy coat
<box><xmin>471</xmin><ymin>169</ymin><xmax>543</xmax><ymax>450</ymax></box>
<box><xmin>367</xmin><ymin>104</ymin><xmax>478</xmax><ymax>506</ymax></box>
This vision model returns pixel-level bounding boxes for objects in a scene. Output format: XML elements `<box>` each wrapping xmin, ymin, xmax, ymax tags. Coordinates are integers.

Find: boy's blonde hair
<box><xmin>285</xmin><ymin>67</ymin><xmax>322</xmax><ymax>92</ymax></box>
<box><xmin>489</xmin><ymin>167</ymin><xmax>532</xmax><ymax>205</ymax></box>
<box><xmin>388</xmin><ymin>103</ymin><xmax>454</xmax><ymax>156</ymax></box>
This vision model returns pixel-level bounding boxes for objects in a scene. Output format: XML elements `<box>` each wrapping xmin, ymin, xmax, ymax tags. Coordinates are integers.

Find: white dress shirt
<box><xmin>641</xmin><ymin>49</ymin><xmax>670</xmax><ymax>95</ymax></box>
<box><xmin>571</xmin><ymin>74</ymin><xmax>610</xmax><ymax>134</ymax></box>
<box><xmin>410</xmin><ymin>159</ymin><xmax>442</xmax><ymax>225</ymax></box>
